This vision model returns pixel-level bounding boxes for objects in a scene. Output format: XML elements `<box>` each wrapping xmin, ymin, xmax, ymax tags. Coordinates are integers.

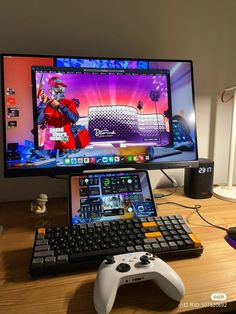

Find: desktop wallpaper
<box><xmin>33</xmin><ymin>68</ymin><xmax>171</xmax><ymax>151</ymax></box>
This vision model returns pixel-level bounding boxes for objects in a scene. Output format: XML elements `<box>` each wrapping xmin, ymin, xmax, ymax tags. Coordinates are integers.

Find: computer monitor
<box><xmin>1</xmin><ymin>54</ymin><xmax>198</xmax><ymax>177</ymax></box>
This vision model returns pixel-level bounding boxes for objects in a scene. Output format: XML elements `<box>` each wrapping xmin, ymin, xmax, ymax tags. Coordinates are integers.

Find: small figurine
<box><xmin>31</xmin><ymin>193</ymin><xmax>48</xmax><ymax>215</ymax></box>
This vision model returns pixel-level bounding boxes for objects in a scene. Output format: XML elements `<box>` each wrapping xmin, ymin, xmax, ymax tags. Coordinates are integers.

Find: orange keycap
<box><xmin>145</xmin><ymin>232</ymin><xmax>162</xmax><ymax>238</ymax></box>
<box><xmin>189</xmin><ymin>233</ymin><xmax>202</xmax><ymax>247</ymax></box>
<box><xmin>38</xmin><ymin>228</ymin><xmax>45</xmax><ymax>235</ymax></box>
<box><xmin>142</xmin><ymin>222</ymin><xmax>157</xmax><ymax>228</ymax></box>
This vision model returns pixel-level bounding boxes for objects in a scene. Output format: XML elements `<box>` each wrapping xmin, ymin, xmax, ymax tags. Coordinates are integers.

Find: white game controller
<box><xmin>93</xmin><ymin>251</ymin><xmax>185</xmax><ymax>314</ymax></box>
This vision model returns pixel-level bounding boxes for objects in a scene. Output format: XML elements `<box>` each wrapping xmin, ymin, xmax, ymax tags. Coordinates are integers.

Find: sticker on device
<box><xmin>211</xmin><ymin>293</ymin><xmax>227</xmax><ymax>301</ymax></box>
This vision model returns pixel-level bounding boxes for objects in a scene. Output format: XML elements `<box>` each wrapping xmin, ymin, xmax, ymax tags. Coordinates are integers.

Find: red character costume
<box><xmin>37</xmin><ymin>77</ymin><xmax>79</xmax><ymax>150</ymax></box>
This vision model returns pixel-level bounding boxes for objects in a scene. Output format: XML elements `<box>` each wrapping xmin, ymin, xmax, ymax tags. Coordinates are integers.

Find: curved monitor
<box><xmin>1</xmin><ymin>54</ymin><xmax>198</xmax><ymax>177</ymax></box>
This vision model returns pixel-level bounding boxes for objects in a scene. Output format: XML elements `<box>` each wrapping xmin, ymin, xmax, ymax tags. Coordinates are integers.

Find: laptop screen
<box><xmin>69</xmin><ymin>170</ymin><xmax>156</xmax><ymax>224</ymax></box>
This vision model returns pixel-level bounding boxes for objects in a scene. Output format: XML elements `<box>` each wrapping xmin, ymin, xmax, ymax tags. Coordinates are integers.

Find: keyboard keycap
<box><xmin>34</xmin><ymin>250</ymin><xmax>54</xmax><ymax>258</ymax></box>
<box><xmin>182</xmin><ymin>224</ymin><xmax>192</xmax><ymax>233</ymax></box>
<box><xmin>70</xmin><ymin>248</ymin><xmax>127</xmax><ymax>263</ymax></box>
<box><xmin>31</xmin><ymin>258</ymin><xmax>44</xmax><ymax>268</ymax></box>
<box><xmin>189</xmin><ymin>233</ymin><xmax>202</xmax><ymax>247</ymax></box>
<box><xmin>57</xmin><ymin>255</ymin><xmax>68</xmax><ymax>264</ymax></box>
<box><xmin>45</xmin><ymin>256</ymin><xmax>56</xmax><ymax>266</ymax></box>
<box><xmin>145</xmin><ymin>232</ymin><xmax>162</xmax><ymax>238</ymax></box>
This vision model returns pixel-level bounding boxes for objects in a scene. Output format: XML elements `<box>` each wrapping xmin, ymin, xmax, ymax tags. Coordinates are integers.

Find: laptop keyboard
<box><xmin>30</xmin><ymin>215</ymin><xmax>203</xmax><ymax>276</ymax></box>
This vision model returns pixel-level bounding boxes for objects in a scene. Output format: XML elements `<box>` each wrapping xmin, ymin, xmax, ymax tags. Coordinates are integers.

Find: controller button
<box><xmin>139</xmin><ymin>255</ymin><xmax>150</xmax><ymax>265</ymax></box>
<box><xmin>116</xmin><ymin>263</ymin><xmax>131</xmax><ymax>272</ymax></box>
<box><xmin>105</xmin><ymin>255</ymin><xmax>115</xmax><ymax>264</ymax></box>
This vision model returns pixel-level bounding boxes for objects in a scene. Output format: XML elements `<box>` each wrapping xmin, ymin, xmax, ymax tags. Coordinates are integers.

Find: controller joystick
<box><xmin>139</xmin><ymin>255</ymin><xmax>150</xmax><ymax>265</ymax></box>
<box><xmin>93</xmin><ymin>251</ymin><xmax>185</xmax><ymax>314</ymax></box>
<box><xmin>105</xmin><ymin>255</ymin><xmax>115</xmax><ymax>264</ymax></box>
<box><xmin>116</xmin><ymin>263</ymin><xmax>131</xmax><ymax>272</ymax></box>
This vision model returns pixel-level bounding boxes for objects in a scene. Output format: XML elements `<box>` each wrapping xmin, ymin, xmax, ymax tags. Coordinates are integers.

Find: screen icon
<box><xmin>77</xmin><ymin>157</ymin><xmax>83</xmax><ymax>164</ymax></box>
<box><xmin>127</xmin><ymin>156</ymin><xmax>133</xmax><ymax>162</ymax></box>
<box><xmin>108</xmin><ymin>156</ymin><xmax>114</xmax><ymax>163</ymax></box>
<box><xmin>90</xmin><ymin>157</ymin><xmax>96</xmax><ymax>163</ymax></box>
<box><xmin>7</xmin><ymin>108</ymin><xmax>19</xmax><ymax>118</ymax></box>
<box><xmin>6</xmin><ymin>97</ymin><xmax>16</xmax><ymax>105</ymax></box>
<box><xmin>6</xmin><ymin>87</ymin><xmax>15</xmax><ymax>95</ymax></box>
<box><xmin>64</xmin><ymin>158</ymin><xmax>71</xmax><ymax>165</ymax></box>
<box><xmin>71</xmin><ymin>158</ymin><xmax>77</xmax><ymax>165</ymax></box>
<box><xmin>102</xmin><ymin>156</ymin><xmax>108</xmax><ymax>163</ymax></box>
<box><xmin>114</xmin><ymin>156</ymin><xmax>120</xmax><ymax>162</ymax></box>
<box><xmin>83</xmin><ymin>157</ymin><xmax>90</xmax><ymax>164</ymax></box>
<box><xmin>8</xmin><ymin>121</ymin><xmax>17</xmax><ymax>128</ymax></box>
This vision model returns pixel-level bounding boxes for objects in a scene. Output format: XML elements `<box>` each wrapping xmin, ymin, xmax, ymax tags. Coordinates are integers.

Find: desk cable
<box><xmin>153</xmin><ymin>170</ymin><xmax>178</xmax><ymax>198</ymax></box>
<box><xmin>155</xmin><ymin>201</ymin><xmax>227</xmax><ymax>231</ymax></box>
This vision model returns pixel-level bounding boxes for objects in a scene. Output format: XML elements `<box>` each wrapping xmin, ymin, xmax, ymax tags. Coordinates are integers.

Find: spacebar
<box><xmin>70</xmin><ymin>247</ymin><xmax>127</xmax><ymax>263</ymax></box>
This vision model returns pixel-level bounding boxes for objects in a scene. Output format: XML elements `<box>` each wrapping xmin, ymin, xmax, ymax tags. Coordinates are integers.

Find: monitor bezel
<box><xmin>0</xmin><ymin>53</ymin><xmax>199</xmax><ymax>178</ymax></box>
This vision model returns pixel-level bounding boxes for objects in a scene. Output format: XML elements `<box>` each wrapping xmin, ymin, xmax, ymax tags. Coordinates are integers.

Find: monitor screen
<box><xmin>1</xmin><ymin>54</ymin><xmax>198</xmax><ymax>177</ymax></box>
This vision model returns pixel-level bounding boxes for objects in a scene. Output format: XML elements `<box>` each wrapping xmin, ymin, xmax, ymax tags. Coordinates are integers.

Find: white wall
<box><xmin>0</xmin><ymin>0</ymin><xmax>236</xmax><ymax>202</ymax></box>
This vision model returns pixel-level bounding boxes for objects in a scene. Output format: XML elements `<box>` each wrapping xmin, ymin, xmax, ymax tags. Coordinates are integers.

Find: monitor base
<box><xmin>213</xmin><ymin>186</ymin><xmax>236</xmax><ymax>202</ymax></box>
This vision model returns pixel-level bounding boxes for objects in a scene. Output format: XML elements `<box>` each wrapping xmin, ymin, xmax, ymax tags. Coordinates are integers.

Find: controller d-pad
<box><xmin>116</xmin><ymin>263</ymin><xmax>131</xmax><ymax>272</ymax></box>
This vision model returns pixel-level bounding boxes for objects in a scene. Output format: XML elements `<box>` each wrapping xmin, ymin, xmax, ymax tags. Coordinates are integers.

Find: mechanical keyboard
<box><xmin>30</xmin><ymin>215</ymin><xmax>203</xmax><ymax>276</ymax></box>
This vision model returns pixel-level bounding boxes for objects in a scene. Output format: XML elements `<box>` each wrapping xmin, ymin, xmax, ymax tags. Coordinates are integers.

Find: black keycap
<box><xmin>173</xmin><ymin>235</ymin><xmax>181</xmax><ymax>241</ymax></box>
<box><xmin>165</xmin><ymin>236</ymin><xmax>173</xmax><ymax>242</ymax></box>
<box><xmin>45</xmin><ymin>256</ymin><xmax>56</xmax><ymax>266</ymax></box>
<box><xmin>160</xmin><ymin>242</ymin><xmax>169</xmax><ymax>251</ymax></box>
<box><xmin>70</xmin><ymin>247</ymin><xmax>126</xmax><ymax>263</ymax></box>
<box><xmin>168</xmin><ymin>242</ymin><xmax>178</xmax><ymax>250</ymax></box>
<box><xmin>144</xmin><ymin>238</ymin><xmax>157</xmax><ymax>244</ymax></box>
<box><xmin>34</xmin><ymin>250</ymin><xmax>54</xmax><ymax>258</ymax></box>
<box><xmin>184</xmin><ymin>240</ymin><xmax>194</xmax><ymax>248</ymax></box>
<box><xmin>35</xmin><ymin>245</ymin><xmax>50</xmax><ymax>252</ymax></box>
<box><xmin>135</xmin><ymin>245</ymin><xmax>144</xmax><ymax>251</ymax></box>
<box><xmin>57</xmin><ymin>255</ymin><xmax>68</xmax><ymax>264</ymax></box>
<box><xmin>127</xmin><ymin>246</ymin><xmax>135</xmax><ymax>252</ymax></box>
<box><xmin>143</xmin><ymin>244</ymin><xmax>152</xmax><ymax>251</ymax></box>
<box><xmin>176</xmin><ymin>241</ymin><xmax>186</xmax><ymax>249</ymax></box>
<box><xmin>36</xmin><ymin>239</ymin><xmax>48</xmax><ymax>245</ymax></box>
<box><xmin>31</xmin><ymin>257</ymin><xmax>44</xmax><ymax>268</ymax></box>
<box><xmin>152</xmin><ymin>243</ymin><xmax>161</xmax><ymax>252</ymax></box>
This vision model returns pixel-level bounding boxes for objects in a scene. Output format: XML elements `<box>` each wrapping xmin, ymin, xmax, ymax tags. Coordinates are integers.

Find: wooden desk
<box><xmin>0</xmin><ymin>189</ymin><xmax>236</xmax><ymax>314</ymax></box>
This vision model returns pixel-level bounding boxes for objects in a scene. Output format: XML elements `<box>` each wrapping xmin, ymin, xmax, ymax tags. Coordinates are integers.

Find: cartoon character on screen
<box><xmin>37</xmin><ymin>76</ymin><xmax>79</xmax><ymax>150</ymax></box>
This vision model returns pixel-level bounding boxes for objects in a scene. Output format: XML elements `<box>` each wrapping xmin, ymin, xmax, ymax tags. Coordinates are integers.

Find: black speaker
<box><xmin>184</xmin><ymin>158</ymin><xmax>214</xmax><ymax>199</ymax></box>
